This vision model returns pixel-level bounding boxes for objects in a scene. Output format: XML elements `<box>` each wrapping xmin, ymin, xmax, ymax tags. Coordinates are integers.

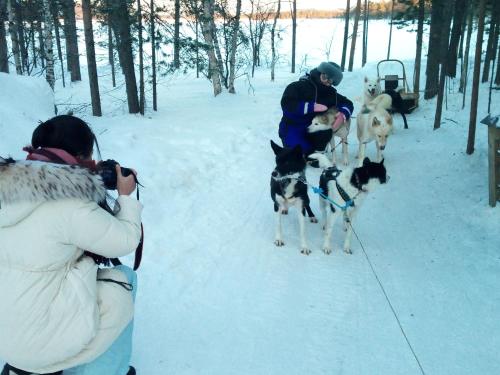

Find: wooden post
<box><xmin>484</xmin><ymin>116</ymin><xmax>500</xmax><ymax>207</ymax></box>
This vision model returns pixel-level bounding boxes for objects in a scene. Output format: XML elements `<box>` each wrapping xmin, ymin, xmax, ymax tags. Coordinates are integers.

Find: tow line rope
<box><xmin>349</xmin><ymin>223</ymin><xmax>427</xmax><ymax>375</ymax></box>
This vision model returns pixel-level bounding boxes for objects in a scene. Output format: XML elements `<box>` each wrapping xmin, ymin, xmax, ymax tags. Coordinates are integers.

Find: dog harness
<box><xmin>317</xmin><ymin>166</ymin><xmax>356</xmax><ymax>212</ymax></box>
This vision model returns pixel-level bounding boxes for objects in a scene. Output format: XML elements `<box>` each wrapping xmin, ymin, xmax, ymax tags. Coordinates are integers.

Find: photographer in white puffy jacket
<box><xmin>0</xmin><ymin>115</ymin><xmax>142</xmax><ymax>375</ymax></box>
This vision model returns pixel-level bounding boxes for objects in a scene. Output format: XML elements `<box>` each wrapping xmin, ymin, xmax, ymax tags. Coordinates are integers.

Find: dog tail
<box><xmin>308</xmin><ymin>152</ymin><xmax>333</xmax><ymax>169</ymax></box>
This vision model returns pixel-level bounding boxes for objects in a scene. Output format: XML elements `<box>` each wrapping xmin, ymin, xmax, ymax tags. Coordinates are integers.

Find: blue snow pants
<box><xmin>64</xmin><ymin>265</ymin><xmax>137</xmax><ymax>375</ymax></box>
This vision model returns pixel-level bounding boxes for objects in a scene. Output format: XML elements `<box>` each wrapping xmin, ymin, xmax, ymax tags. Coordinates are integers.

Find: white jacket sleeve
<box><xmin>64</xmin><ymin>195</ymin><xmax>143</xmax><ymax>258</ymax></box>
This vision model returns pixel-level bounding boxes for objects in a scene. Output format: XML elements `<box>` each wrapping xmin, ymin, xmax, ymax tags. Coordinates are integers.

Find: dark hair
<box><xmin>32</xmin><ymin>115</ymin><xmax>98</xmax><ymax>159</ymax></box>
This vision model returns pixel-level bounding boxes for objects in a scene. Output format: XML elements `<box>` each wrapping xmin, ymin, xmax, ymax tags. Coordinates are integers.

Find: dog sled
<box><xmin>377</xmin><ymin>59</ymin><xmax>419</xmax><ymax>113</ymax></box>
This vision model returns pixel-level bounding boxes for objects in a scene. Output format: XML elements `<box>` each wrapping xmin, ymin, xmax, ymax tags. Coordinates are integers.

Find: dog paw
<box><xmin>323</xmin><ymin>247</ymin><xmax>332</xmax><ymax>255</ymax></box>
<box><xmin>310</xmin><ymin>217</ymin><xmax>318</xmax><ymax>223</ymax></box>
<box><xmin>344</xmin><ymin>248</ymin><xmax>352</xmax><ymax>254</ymax></box>
<box><xmin>274</xmin><ymin>239</ymin><xmax>285</xmax><ymax>247</ymax></box>
<box><xmin>300</xmin><ymin>248</ymin><xmax>311</xmax><ymax>255</ymax></box>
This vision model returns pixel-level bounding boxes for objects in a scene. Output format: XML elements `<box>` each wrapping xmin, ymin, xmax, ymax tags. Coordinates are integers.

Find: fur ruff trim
<box><xmin>0</xmin><ymin>158</ymin><xmax>106</xmax><ymax>205</ymax></box>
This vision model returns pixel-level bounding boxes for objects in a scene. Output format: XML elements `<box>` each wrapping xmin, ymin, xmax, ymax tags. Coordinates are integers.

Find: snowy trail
<box><xmin>2</xmin><ymin>62</ymin><xmax>499</xmax><ymax>375</ymax></box>
<box><xmin>124</xmin><ymin>85</ymin><xmax>426</xmax><ymax>374</ymax></box>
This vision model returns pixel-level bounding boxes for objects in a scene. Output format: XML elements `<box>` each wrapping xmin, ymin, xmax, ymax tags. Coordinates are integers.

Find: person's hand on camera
<box><xmin>116</xmin><ymin>164</ymin><xmax>137</xmax><ymax>196</ymax></box>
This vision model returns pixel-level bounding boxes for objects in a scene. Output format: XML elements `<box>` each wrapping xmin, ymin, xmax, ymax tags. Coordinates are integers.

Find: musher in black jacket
<box><xmin>278</xmin><ymin>62</ymin><xmax>354</xmax><ymax>155</ymax></box>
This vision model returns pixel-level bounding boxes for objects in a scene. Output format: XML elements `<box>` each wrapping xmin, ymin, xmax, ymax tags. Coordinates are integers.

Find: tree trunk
<box><xmin>341</xmin><ymin>0</ymin><xmax>350</xmax><ymax>71</ymax></box>
<box><xmin>414</xmin><ymin>0</ymin><xmax>425</xmax><ymax>97</ymax></box>
<box><xmin>195</xmin><ymin>10</ymin><xmax>199</xmax><ymax>78</ymax></box>
<box><xmin>212</xmin><ymin>16</ymin><xmax>225</xmax><ymax>87</ymax></box>
<box><xmin>446</xmin><ymin>0</ymin><xmax>467</xmax><ymax>78</ymax></box>
<box><xmin>482</xmin><ymin>1</ymin><xmax>499</xmax><ymax>83</ymax></box>
<box><xmin>150</xmin><ymin>0</ymin><xmax>157</xmax><ymax>110</ymax></box>
<box><xmin>228</xmin><ymin>0</ymin><xmax>241</xmax><ymax>93</ymax></box>
<box><xmin>137</xmin><ymin>0</ymin><xmax>145</xmax><ymax>114</ymax></box>
<box><xmin>173</xmin><ymin>0</ymin><xmax>180</xmax><ymax>69</ymax></box>
<box><xmin>37</xmin><ymin>19</ymin><xmax>45</xmax><ymax>69</ymax></box>
<box><xmin>6</xmin><ymin>0</ymin><xmax>21</xmax><ymax>74</ymax></box>
<box><xmin>387</xmin><ymin>0</ymin><xmax>394</xmax><ymax>59</ymax></box>
<box><xmin>348</xmin><ymin>0</ymin><xmax>361</xmax><ymax>72</ymax></box>
<box><xmin>51</xmin><ymin>1</ymin><xmax>65</xmax><ymax>88</ymax></box>
<box><xmin>42</xmin><ymin>0</ymin><xmax>55</xmax><ymax>90</ymax></box>
<box><xmin>0</xmin><ymin>0</ymin><xmax>8</xmax><ymax>73</ymax></box>
<box><xmin>110</xmin><ymin>0</ymin><xmax>140</xmax><ymax>113</ymax></box>
<box><xmin>425</xmin><ymin>0</ymin><xmax>446</xmax><ymax>99</ymax></box>
<box><xmin>108</xmin><ymin>22</ymin><xmax>115</xmax><ymax>87</ymax></box>
<box><xmin>433</xmin><ymin>0</ymin><xmax>453</xmax><ymax>130</ymax></box>
<box><xmin>14</xmin><ymin>0</ymin><xmax>27</xmax><ymax>72</ymax></box>
<box><xmin>362</xmin><ymin>0</ymin><xmax>368</xmax><ymax>67</ymax></box>
<box><xmin>496</xmin><ymin>42</ymin><xmax>500</xmax><ymax>85</ymax></box>
<box><xmin>30</xmin><ymin>20</ymin><xmax>37</xmax><ymax>69</ymax></box>
<box><xmin>270</xmin><ymin>0</ymin><xmax>281</xmax><ymax>81</ymax></box>
<box><xmin>466</xmin><ymin>0</ymin><xmax>487</xmax><ymax>155</ymax></box>
<box><xmin>199</xmin><ymin>0</ymin><xmax>222</xmax><ymax>96</ymax></box>
<box><xmin>248</xmin><ymin>3</ymin><xmax>256</xmax><ymax>77</ymax></box>
<box><xmin>460</xmin><ymin>6</ymin><xmax>473</xmax><ymax>101</ymax></box>
<box><xmin>62</xmin><ymin>0</ymin><xmax>81</xmax><ymax>81</ymax></box>
<box><xmin>82</xmin><ymin>0</ymin><xmax>102</xmax><ymax>116</ymax></box>
<box><xmin>291</xmin><ymin>0</ymin><xmax>296</xmax><ymax>74</ymax></box>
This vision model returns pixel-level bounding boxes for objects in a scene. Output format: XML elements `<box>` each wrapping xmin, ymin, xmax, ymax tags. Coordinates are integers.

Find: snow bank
<box><xmin>0</xmin><ymin>73</ymin><xmax>54</xmax><ymax>158</ymax></box>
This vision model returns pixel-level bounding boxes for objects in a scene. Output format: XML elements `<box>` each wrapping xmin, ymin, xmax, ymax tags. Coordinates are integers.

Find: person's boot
<box><xmin>126</xmin><ymin>366</ymin><xmax>136</xmax><ymax>375</ymax></box>
<box><xmin>1</xmin><ymin>364</ymin><xmax>62</xmax><ymax>375</ymax></box>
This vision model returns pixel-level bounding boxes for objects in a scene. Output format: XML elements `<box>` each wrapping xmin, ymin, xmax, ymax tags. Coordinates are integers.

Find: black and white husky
<box><xmin>270</xmin><ymin>140</ymin><xmax>317</xmax><ymax>255</ymax></box>
<box><xmin>309</xmin><ymin>153</ymin><xmax>388</xmax><ymax>254</ymax></box>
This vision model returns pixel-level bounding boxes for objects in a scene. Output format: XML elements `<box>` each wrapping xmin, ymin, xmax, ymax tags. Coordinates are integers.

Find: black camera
<box><xmin>98</xmin><ymin>159</ymin><xmax>134</xmax><ymax>190</ymax></box>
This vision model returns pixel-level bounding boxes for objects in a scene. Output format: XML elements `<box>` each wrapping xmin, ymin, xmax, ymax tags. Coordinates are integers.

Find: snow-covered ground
<box><xmin>1</xmin><ymin>17</ymin><xmax>500</xmax><ymax>375</ymax></box>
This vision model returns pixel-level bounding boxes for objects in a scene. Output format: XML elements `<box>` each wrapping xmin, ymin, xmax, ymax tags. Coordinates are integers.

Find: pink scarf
<box><xmin>23</xmin><ymin>146</ymin><xmax>97</xmax><ymax>170</ymax></box>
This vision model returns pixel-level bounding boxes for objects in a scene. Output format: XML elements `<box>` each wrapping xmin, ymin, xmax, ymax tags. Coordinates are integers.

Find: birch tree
<box><xmin>199</xmin><ymin>0</ymin><xmax>222</xmax><ymax>96</ymax></box>
<box><xmin>41</xmin><ymin>0</ymin><xmax>55</xmax><ymax>89</ymax></box>
<box><xmin>228</xmin><ymin>0</ymin><xmax>241</xmax><ymax>93</ymax></box>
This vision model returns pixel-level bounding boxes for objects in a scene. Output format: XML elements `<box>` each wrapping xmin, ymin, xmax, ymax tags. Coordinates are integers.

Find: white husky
<box><xmin>308</xmin><ymin>153</ymin><xmax>388</xmax><ymax>254</ymax></box>
<box><xmin>308</xmin><ymin>107</ymin><xmax>351</xmax><ymax>166</ymax></box>
<box><xmin>357</xmin><ymin>93</ymin><xmax>393</xmax><ymax>166</ymax></box>
<box><xmin>363</xmin><ymin>77</ymin><xmax>382</xmax><ymax>106</ymax></box>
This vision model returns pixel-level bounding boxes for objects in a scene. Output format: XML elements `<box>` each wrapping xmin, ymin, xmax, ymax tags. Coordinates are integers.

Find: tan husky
<box><xmin>308</xmin><ymin>107</ymin><xmax>351</xmax><ymax>166</ymax></box>
<box><xmin>356</xmin><ymin>93</ymin><xmax>393</xmax><ymax>166</ymax></box>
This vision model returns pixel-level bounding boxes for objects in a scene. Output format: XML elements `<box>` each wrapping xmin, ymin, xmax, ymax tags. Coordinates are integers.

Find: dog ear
<box><xmin>380</xmin><ymin>158</ymin><xmax>385</xmax><ymax>165</ymax></box>
<box><xmin>270</xmin><ymin>140</ymin><xmax>282</xmax><ymax>155</ymax></box>
<box><xmin>364</xmin><ymin>76</ymin><xmax>368</xmax><ymax>83</ymax></box>
<box><xmin>386</xmin><ymin>114</ymin><xmax>393</xmax><ymax>124</ymax></box>
<box><xmin>363</xmin><ymin>157</ymin><xmax>371</xmax><ymax>166</ymax></box>
<box><xmin>372</xmin><ymin>117</ymin><xmax>380</xmax><ymax>127</ymax></box>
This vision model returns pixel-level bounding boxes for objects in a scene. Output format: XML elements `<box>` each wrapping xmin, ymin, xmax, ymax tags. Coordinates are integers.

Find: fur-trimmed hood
<box><xmin>0</xmin><ymin>158</ymin><xmax>106</xmax><ymax>227</ymax></box>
